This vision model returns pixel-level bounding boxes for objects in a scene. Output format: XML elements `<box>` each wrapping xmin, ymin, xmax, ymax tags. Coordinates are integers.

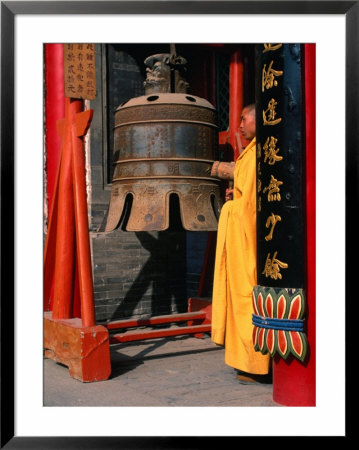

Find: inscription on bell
<box><xmin>145</xmin><ymin>186</ymin><xmax>157</xmax><ymax>195</ymax></box>
<box><xmin>168</xmin><ymin>163</ymin><xmax>180</xmax><ymax>174</ymax></box>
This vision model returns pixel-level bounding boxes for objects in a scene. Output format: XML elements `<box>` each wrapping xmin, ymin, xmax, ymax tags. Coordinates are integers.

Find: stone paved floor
<box><xmin>44</xmin><ymin>334</ymin><xmax>279</xmax><ymax>407</ymax></box>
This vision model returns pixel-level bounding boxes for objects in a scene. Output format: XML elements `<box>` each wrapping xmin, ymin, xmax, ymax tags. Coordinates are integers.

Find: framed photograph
<box><xmin>1</xmin><ymin>1</ymin><xmax>354</xmax><ymax>447</ymax></box>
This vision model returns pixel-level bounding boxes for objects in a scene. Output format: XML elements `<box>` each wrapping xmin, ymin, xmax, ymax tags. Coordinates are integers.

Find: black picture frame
<box><xmin>1</xmin><ymin>1</ymin><xmax>355</xmax><ymax>447</ymax></box>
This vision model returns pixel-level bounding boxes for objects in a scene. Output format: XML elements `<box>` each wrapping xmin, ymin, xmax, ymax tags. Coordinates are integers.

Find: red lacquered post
<box><xmin>229</xmin><ymin>50</ymin><xmax>248</xmax><ymax>159</ymax></box>
<box><xmin>43</xmin><ymin>44</ymin><xmax>65</xmax><ymax>311</ymax></box>
<box><xmin>44</xmin><ymin>44</ymin><xmax>65</xmax><ymax>210</ymax></box>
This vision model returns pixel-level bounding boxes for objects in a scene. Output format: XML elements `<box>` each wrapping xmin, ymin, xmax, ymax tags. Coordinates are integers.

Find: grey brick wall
<box><xmin>91</xmin><ymin>229</ymin><xmax>190</xmax><ymax>323</ymax></box>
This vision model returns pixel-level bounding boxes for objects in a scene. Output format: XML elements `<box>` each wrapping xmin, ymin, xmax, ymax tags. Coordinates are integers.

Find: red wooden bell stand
<box><xmin>106</xmin><ymin>297</ymin><xmax>212</xmax><ymax>344</ymax></box>
<box><xmin>44</xmin><ymin>311</ymin><xmax>111</xmax><ymax>382</ymax></box>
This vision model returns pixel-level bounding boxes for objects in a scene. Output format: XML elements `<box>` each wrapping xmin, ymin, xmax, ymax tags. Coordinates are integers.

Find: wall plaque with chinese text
<box><xmin>255</xmin><ymin>44</ymin><xmax>304</xmax><ymax>288</ymax></box>
<box><xmin>64</xmin><ymin>44</ymin><xmax>96</xmax><ymax>100</ymax></box>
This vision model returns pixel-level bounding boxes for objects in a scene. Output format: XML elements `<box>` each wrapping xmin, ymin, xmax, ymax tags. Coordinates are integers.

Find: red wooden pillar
<box><xmin>44</xmin><ymin>44</ymin><xmax>65</xmax><ymax>212</ymax></box>
<box><xmin>272</xmin><ymin>44</ymin><xmax>316</xmax><ymax>406</ymax></box>
<box><xmin>44</xmin><ymin>44</ymin><xmax>65</xmax><ymax>312</ymax></box>
<box><xmin>229</xmin><ymin>50</ymin><xmax>244</xmax><ymax>160</ymax></box>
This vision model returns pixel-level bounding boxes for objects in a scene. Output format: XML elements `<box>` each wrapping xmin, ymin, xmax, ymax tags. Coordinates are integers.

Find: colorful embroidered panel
<box><xmin>252</xmin><ymin>285</ymin><xmax>307</xmax><ymax>362</ymax></box>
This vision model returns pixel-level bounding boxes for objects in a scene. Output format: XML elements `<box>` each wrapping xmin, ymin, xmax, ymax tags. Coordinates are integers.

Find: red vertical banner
<box><xmin>272</xmin><ymin>44</ymin><xmax>316</xmax><ymax>406</ymax></box>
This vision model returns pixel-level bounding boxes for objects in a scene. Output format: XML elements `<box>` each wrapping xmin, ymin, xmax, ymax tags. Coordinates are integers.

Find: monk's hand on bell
<box><xmin>210</xmin><ymin>161</ymin><xmax>220</xmax><ymax>177</ymax></box>
<box><xmin>225</xmin><ymin>188</ymin><xmax>234</xmax><ymax>202</ymax></box>
<box><xmin>210</xmin><ymin>161</ymin><xmax>235</xmax><ymax>180</ymax></box>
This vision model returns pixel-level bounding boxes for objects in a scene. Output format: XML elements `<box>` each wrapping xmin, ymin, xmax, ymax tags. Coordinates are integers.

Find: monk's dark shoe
<box><xmin>236</xmin><ymin>370</ymin><xmax>272</xmax><ymax>385</ymax></box>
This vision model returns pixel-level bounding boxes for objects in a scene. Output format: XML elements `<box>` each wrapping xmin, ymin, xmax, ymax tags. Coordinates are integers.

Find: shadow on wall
<box><xmin>112</xmin><ymin>230</ymin><xmax>188</xmax><ymax>319</ymax></box>
<box><xmin>92</xmin><ymin>194</ymin><xmax>209</xmax><ymax>322</ymax></box>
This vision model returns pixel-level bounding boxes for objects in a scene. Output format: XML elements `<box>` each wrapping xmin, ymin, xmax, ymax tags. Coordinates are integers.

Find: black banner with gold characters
<box><xmin>255</xmin><ymin>44</ymin><xmax>305</xmax><ymax>289</ymax></box>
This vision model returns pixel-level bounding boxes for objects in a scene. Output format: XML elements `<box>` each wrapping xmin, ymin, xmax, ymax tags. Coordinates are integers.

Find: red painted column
<box><xmin>45</xmin><ymin>44</ymin><xmax>65</xmax><ymax>211</ymax></box>
<box><xmin>229</xmin><ymin>50</ymin><xmax>244</xmax><ymax>160</ymax></box>
<box><xmin>44</xmin><ymin>44</ymin><xmax>65</xmax><ymax>311</ymax></box>
<box><xmin>272</xmin><ymin>44</ymin><xmax>316</xmax><ymax>406</ymax></box>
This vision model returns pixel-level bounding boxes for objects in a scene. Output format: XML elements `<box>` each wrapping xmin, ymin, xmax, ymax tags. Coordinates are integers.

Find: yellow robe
<box><xmin>211</xmin><ymin>138</ymin><xmax>270</xmax><ymax>374</ymax></box>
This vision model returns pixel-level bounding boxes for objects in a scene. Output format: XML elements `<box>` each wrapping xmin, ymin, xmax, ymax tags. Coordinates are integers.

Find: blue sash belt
<box><xmin>252</xmin><ymin>314</ymin><xmax>304</xmax><ymax>332</ymax></box>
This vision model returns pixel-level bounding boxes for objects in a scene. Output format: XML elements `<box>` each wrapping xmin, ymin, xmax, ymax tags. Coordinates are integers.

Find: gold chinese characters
<box><xmin>263</xmin><ymin>136</ymin><xmax>283</xmax><ymax>165</ymax></box>
<box><xmin>262</xmin><ymin>61</ymin><xmax>283</xmax><ymax>92</ymax></box>
<box><xmin>262</xmin><ymin>251</ymin><xmax>288</xmax><ymax>280</ymax></box>
<box><xmin>263</xmin><ymin>175</ymin><xmax>283</xmax><ymax>201</ymax></box>
<box><xmin>263</xmin><ymin>99</ymin><xmax>282</xmax><ymax>126</ymax></box>
<box><xmin>259</xmin><ymin>43</ymin><xmax>289</xmax><ymax>280</ymax></box>
<box><xmin>263</xmin><ymin>44</ymin><xmax>283</xmax><ymax>53</ymax></box>
<box><xmin>265</xmin><ymin>213</ymin><xmax>281</xmax><ymax>241</ymax></box>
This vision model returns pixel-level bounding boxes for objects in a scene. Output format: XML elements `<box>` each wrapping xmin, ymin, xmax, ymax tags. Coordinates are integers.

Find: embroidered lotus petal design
<box><xmin>252</xmin><ymin>286</ymin><xmax>308</xmax><ymax>362</ymax></box>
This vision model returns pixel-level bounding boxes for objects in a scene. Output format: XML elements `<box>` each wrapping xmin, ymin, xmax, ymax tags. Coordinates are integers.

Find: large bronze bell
<box><xmin>105</xmin><ymin>48</ymin><xmax>222</xmax><ymax>232</ymax></box>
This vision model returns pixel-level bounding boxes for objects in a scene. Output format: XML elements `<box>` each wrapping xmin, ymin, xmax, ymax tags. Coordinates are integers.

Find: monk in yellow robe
<box><xmin>210</xmin><ymin>104</ymin><xmax>270</xmax><ymax>383</ymax></box>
